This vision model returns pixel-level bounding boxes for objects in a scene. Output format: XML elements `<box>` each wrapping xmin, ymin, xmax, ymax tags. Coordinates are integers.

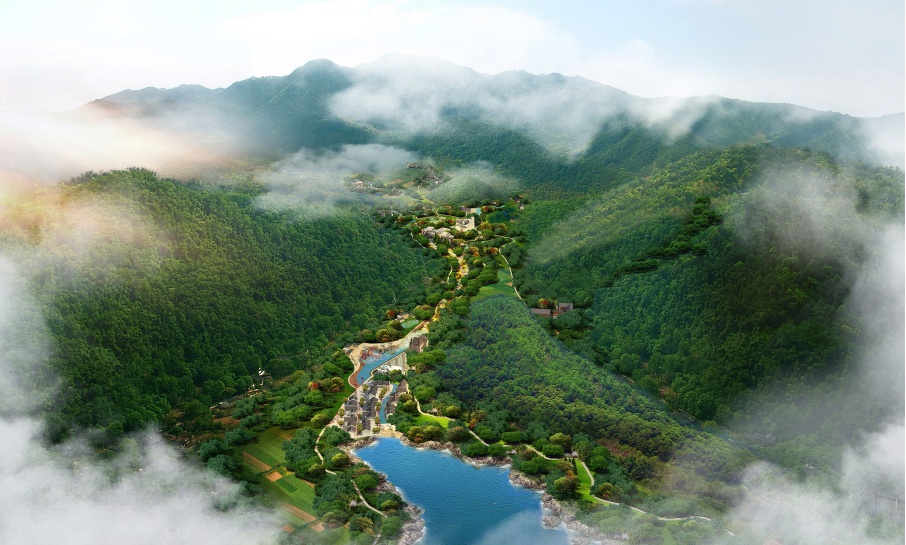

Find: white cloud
<box><xmin>0</xmin><ymin>254</ymin><xmax>280</xmax><ymax>545</ymax></box>
<box><xmin>0</xmin><ymin>0</ymin><xmax>901</xmax><ymax>116</ymax></box>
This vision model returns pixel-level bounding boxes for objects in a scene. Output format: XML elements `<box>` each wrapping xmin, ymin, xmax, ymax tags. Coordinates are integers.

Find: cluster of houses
<box><xmin>338</xmin><ymin>335</ymin><xmax>430</xmax><ymax>437</ymax></box>
<box><xmin>341</xmin><ymin>380</ymin><xmax>409</xmax><ymax>436</ymax></box>
<box><xmin>529</xmin><ymin>302</ymin><xmax>574</xmax><ymax>317</ymax></box>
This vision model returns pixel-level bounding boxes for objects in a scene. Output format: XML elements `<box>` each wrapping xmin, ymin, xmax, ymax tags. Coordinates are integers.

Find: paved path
<box><xmin>314</xmin><ymin>425</ymin><xmax>386</xmax><ymax>517</ymax></box>
<box><xmin>575</xmin><ymin>459</ymin><xmax>713</xmax><ymax>522</ymax></box>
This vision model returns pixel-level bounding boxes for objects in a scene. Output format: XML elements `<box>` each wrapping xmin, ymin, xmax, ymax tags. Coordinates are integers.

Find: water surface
<box><xmin>356</xmin><ymin>346</ymin><xmax>406</xmax><ymax>385</ymax></box>
<box><xmin>356</xmin><ymin>438</ymin><xmax>569</xmax><ymax>545</ymax></box>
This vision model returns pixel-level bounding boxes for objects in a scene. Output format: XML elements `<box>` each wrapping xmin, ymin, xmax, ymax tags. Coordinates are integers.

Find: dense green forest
<box><xmin>414</xmin><ymin>296</ymin><xmax>752</xmax><ymax>514</ymax></box>
<box><xmin>8</xmin><ymin>57</ymin><xmax>898</xmax><ymax>543</ymax></box>
<box><xmin>510</xmin><ymin>145</ymin><xmax>904</xmax><ymax>471</ymax></box>
<box><xmin>0</xmin><ymin>168</ymin><xmax>441</xmax><ymax>440</ymax></box>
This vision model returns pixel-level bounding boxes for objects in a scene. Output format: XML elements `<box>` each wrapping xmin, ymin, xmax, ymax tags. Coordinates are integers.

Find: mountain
<box><xmin>85</xmin><ymin>56</ymin><xmax>904</xmax><ymax>170</ymax></box>
<box><xmin>3</xmin><ymin>56</ymin><xmax>901</xmax><ymax>544</ymax></box>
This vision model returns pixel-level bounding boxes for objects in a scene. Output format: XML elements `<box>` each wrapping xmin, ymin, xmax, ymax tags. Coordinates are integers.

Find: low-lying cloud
<box><xmin>721</xmin><ymin>162</ymin><xmax>905</xmax><ymax>543</ymax></box>
<box><xmin>254</xmin><ymin>143</ymin><xmax>417</xmax><ymax>213</ymax></box>
<box><xmin>0</xmin><ymin>254</ymin><xmax>280</xmax><ymax>545</ymax></box>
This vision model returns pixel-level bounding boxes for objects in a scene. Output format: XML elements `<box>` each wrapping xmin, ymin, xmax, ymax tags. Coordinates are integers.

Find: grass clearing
<box><xmin>275</xmin><ymin>473</ymin><xmax>316</xmax><ymax>512</ymax></box>
<box><xmin>662</xmin><ymin>521</ymin><xmax>680</xmax><ymax>545</ymax></box>
<box><xmin>575</xmin><ymin>459</ymin><xmax>595</xmax><ymax>501</ymax></box>
<box><xmin>401</xmin><ymin>318</ymin><xmax>420</xmax><ymax>329</ymax></box>
<box><xmin>414</xmin><ymin>413</ymin><xmax>451</xmax><ymax>429</ymax></box>
<box><xmin>472</xmin><ymin>269</ymin><xmax>519</xmax><ymax>302</ymax></box>
<box><xmin>261</xmin><ymin>476</ymin><xmax>318</xmax><ymax>524</ymax></box>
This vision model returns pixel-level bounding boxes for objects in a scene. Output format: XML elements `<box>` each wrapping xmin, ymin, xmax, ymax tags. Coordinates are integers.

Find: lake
<box><xmin>355</xmin><ymin>438</ymin><xmax>569</xmax><ymax>545</ymax></box>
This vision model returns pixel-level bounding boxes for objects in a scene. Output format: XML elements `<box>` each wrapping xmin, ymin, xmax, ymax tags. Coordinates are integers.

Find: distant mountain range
<box><xmin>83</xmin><ymin>55</ymin><xmax>904</xmax><ymax>170</ymax></box>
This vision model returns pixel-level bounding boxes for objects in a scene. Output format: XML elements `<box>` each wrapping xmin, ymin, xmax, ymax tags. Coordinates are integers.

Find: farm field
<box><xmin>242</xmin><ymin>427</ymin><xmax>289</xmax><ymax>468</ymax></box>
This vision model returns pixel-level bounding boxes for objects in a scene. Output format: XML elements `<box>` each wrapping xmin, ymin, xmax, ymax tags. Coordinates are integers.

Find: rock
<box><xmin>509</xmin><ymin>470</ymin><xmax>545</xmax><ymax>491</ymax></box>
<box><xmin>542</xmin><ymin>515</ymin><xmax>561</xmax><ymax>529</ymax></box>
<box><xmin>569</xmin><ymin>537</ymin><xmax>589</xmax><ymax>545</ymax></box>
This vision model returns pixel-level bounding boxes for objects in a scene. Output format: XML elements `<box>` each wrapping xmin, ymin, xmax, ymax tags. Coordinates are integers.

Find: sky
<box><xmin>0</xmin><ymin>0</ymin><xmax>903</xmax><ymax>117</ymax></box>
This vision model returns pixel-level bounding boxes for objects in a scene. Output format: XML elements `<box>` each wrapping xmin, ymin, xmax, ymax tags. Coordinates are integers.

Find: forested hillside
<box><xmin>5</xmin><ymin>56</ymin><xmax>898</xmax><ymax>544</ymax></box>
<box><xmin>1</xmin><ymin>169</ymin><xmax>441</xmax><ymax>440</ymax></box>
<box><xmin>512</xmin><ymin>145</ymin><xmax>904</xmax><ymax>470</ymax></box>
<box><xmin>417</xmin><ymin>296</ymin><xmax>751</xmax><ymax>513</ymax></box>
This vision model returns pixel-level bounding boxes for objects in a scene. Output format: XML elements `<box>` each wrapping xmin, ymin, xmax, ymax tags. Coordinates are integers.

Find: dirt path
<box><xmin>351</xmin><ymin>480</ymin><xmax>386</xmax><ymax>517</ymax></box>
<box><xmin>467</xmin><ymin>428</ymin><xmax>489</xmax><ymax>446</ymax></box>
<box><xmin>282</xmin><ymin>503</ymin><xmax>317</xmax><ymax>523</ymax></box>
<box><xmin>242</xmin><ymin>451</ymin><xmax>272</xmax><ymax>472</ymax></box>
<box><xmin>497</xmin><ymin>236</ymin><xmax>523</xmax><ymax>301</ymax></box>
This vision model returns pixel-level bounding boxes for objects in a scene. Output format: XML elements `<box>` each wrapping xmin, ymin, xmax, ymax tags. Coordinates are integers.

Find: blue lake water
<box><xmin>356</xmin><ymin>346</ymin><xmax>406</xmax><ymax>385</ymax></box>
<box><xmin>356</xmin><ymin>438</ymin><xmax>569</xmax><ymax>545</ymax></box>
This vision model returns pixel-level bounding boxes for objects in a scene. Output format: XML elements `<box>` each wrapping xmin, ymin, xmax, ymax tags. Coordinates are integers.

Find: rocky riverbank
<box><xmin>348</xmin><ymin>437</ymin><xmax>426</xmax><ymax>545</ymax></box>
<box><xmin>398</xmin><ymin>437</ymin><xmax>510</xmax><ymax>468</ymax></box>
<box><xmin>540</xmin><ymin>493</ymin><xmax>627</xmax><ymax>545</ymax></box>
<box><xmin>507</xmin><ymin>469</ymin><xmax>627</xmax><ymax>545</ymax></box>
<box><xmin>397</xmin><ymin>504</ymin><xmax>425</xmax><ymax>545</ymax></box>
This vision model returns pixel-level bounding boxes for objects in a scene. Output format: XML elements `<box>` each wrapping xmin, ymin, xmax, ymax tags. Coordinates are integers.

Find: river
<box><xmin>356</xmin><ymin>438</ymin><xmax>570</xmax><ymax>545</ymax></box>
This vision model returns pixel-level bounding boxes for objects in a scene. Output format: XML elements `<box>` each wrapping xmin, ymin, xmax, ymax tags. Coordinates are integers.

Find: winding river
<box><xmin>356</xmin><ymin>438</ymin><xmax>569</xmax><ymax>545</ymax></box>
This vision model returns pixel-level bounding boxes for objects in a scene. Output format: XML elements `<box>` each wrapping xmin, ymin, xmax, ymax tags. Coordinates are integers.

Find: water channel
<box><xmin>355</xmin><ymin>345</ymin><xmax>407</xmax><ymax>386</ymax></box>
<box><xmin>356</xmin><ymin>438</ymin><xmax>570</xmax><ymax>545</ymax></box>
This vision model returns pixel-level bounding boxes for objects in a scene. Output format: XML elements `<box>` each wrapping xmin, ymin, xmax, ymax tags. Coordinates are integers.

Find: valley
<box><xmin>0</xmin><ymin>57</ymin><xmax>902</xmax><ymax>545</ymax></box>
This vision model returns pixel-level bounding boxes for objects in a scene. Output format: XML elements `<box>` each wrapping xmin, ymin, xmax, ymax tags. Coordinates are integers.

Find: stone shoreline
<box><xmin>348</xmin><ymin>437</ymin><xmax>626</xmax><ymax>545</ymax></box>
<box><xmin>397</xmin><ymin>437</ymin><xmax>512</xmax><ymax>468</ymax></box>
<box><xmin>508</xmin><ymin>470</ymin><xmax>628</xmax><ymax>545</ymax></box>
<box><xmin>345</xmin><ymin>437</ymin><xmax>426</xmax><ymax>545</ymax></box>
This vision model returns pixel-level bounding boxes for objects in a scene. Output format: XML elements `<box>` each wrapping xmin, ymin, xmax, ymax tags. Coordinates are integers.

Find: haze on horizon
<box><xmin>0</xmin><ymin>0</ymin><xmax>903</xmax><ymax>118</ymax></box>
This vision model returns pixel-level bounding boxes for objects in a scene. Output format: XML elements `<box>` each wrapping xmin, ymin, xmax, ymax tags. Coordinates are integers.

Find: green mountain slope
<box><xmin>514</xmin><ymin>145</ymin><xmax>904</xmax><ymax>467</ymax></box>
<box><xmin>3</xmin><ymin>168</ymin><xmax>440</xmax><ymax>439</ymax></box>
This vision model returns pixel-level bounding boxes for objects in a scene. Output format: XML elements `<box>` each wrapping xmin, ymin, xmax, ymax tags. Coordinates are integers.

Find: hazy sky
<box><xmin>0</xmin><ymin>0</ymin><xmax>903</xmax><ymax>117</ymax></box>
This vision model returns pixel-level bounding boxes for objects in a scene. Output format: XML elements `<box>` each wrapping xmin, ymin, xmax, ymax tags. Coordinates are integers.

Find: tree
<box><xmin>549</xmin><ymin>432</ymin><xmax>572</xmax><ymax>452</ymax></box>
<box><xmin>355</xmin><ymin>473</ymin><xmax>379</xmax><ymax>491</ymax></box>
<box><xmin>380</xmin><ymin>516</ymin><xmax>403</xmax><ymax>537</ymax></box>
<box><xmin>595</xmin><ymin>482</ymin><xmax>618</xmax><ymax>500</ymax></box>
<box><xmin>311</xmin><ymin>413</ymin><xmax>331</xmax><ymax>428</ymax></box>
<box><xmin>349</xmin><ymin>515</ymin><xmax>374</xmax><ymax>534</ymax></box>
<box><xmin>330</xmin><ymin>452</ymin><xmax>350</xmax><ymax>468</ymax></box>
<box><xmin>446</xmin><ymin>426</ymin><xmax>471</xmax><ymax>443</ymax></box>
<box><xmin>551</xmin><ymin>475</ymin><xmax>579</xmax><ymax>499</ymax></box>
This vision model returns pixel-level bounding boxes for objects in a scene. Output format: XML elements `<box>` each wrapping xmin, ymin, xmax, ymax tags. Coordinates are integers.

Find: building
<box><xmin>454</xmin><ymin>217</ymin><xmax>475</xmax><ymax>231</ymax></box>
<box><xmin>409</xmin><ymin>335</ymin><xmax>429</xmax><ymax>353</ymax></box>
<box><xmin>435</xmin><ymin>227</ymin><xmax>456</xmax><ymax>244</ymax></box>
<box><xmin>529</xmin><ymin>303</ymin><xmax>574</xmax><ymax>318</ymax></box>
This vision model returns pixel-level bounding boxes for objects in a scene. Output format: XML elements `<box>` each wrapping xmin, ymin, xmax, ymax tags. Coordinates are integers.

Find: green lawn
<box><xmin>575</xmin><ymin>459</ymin><xmax>595</xmax><ymax>501</ymax></box>
<box><xmin>414</xmin><ymin>413</ymin><xmax>451</xmax><ymax>429</ymax></box>
<box><xmin>401</xmin><ymin>318</ymin><xmax>420</xmax><ymax>330</ymax></box>
<box><xmin>472</xmin><ymin>269</ymin><xmax>519</xmax><ymax>302</ymax></box>
<box><xmin>662</xmin><ymin>521</ymin><xmax>681</xmax><ymax>545</ymax></box>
